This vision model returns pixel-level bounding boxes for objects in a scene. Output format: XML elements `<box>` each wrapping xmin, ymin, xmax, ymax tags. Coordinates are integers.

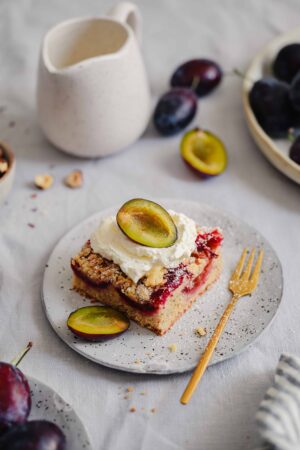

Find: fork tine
<box><xmin>250</xmin><ymin>249</ymin><xmax>264</xmax><ymax>288</ymax></box>
<box><xmin>241</xmin><ymin>248</ymin><xmax>256</xmax><ymax>281</ymax></box>
<box><xmin>230</xmin><ymin>248</ymin><xmax>248</xmax><ymax>281</ymax></box>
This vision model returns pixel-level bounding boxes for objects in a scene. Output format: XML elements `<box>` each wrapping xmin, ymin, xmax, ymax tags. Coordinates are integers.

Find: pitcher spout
<box><xmin>41</xmin><ymin>16</ymin><xmax>132</xmax><ymax>73</ymax></box>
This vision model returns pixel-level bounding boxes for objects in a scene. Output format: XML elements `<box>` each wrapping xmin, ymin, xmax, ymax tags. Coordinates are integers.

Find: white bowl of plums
<box><xmin>243</xmin><ymin>28</ymin><xmax>300</xmax><ymax>184</ymax></box>
<box><xmin>0</xmin><ymin>142</ymin><xmax>15</xmax><ymax>205</ymax></box>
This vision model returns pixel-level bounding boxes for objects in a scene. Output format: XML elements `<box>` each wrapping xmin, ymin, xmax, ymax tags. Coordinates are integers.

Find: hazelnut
<box><xmin>64</xmin><ymin>170</ymin><xmax>83</xmax><ymax>188</ymax></box>
<box><xmin>34</xmin><ymin>174</ymin><xmax>53</xmax><ymax>190</ymax></box>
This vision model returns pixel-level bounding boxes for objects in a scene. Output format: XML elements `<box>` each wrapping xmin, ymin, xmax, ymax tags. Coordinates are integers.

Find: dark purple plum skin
<box><xmin>289</xmin><ymin>72</ymin><xmax>300</xmax><ymax>112</ymax></box>
<box><xmin>171</xmin><ymin>59</ymin><xmax>222</xmax><ymax>97</ymax></box>
<box><xmin>273</xmin><ymin>43</ymin><xmax>300</xmax><ymax>83</ymax></box>
<box><xmin>290</xmin><ymin>136</ymin><xmax>300</xmax><ymax>165</ymax></box>
<box><xmin>249</xmin><ymin>77</ymin><xmax>293</xmax><ymax>138</ymax></box>
<box><xmin>182</xmin><ymin>158</ymin><xmax>213</xmax><ymax>179</ymax></box>
<box><xmin>153</xmin><ymin>88</ymin><xmax>197</xmax><ymax>136</ymax></box>
<box><xmin>0</xmin><ymin>423</ymin><xmax>12</xmax><ymax>439</ymax></box>
<box><xmin>0</xmin><ymin>363</ymin><xmax>31</xmax><ymax>430</ymax></box>
<box><xmin>0</xmin><ymin>420</ymin><xmax>66</xmax><ymax>450</ymax></box>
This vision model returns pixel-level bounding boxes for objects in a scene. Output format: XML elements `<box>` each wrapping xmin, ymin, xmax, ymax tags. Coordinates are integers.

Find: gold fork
<box><xmin>180</xmin><ymin>248</ymin><xmax>264</xmax><ymax>405</ymax></box>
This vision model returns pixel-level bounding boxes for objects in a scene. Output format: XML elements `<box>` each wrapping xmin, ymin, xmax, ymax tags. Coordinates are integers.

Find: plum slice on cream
<box><xmin>116</xmin><ymin>198</ymin><xmax>178</xmax><ymax>248</ymax></box>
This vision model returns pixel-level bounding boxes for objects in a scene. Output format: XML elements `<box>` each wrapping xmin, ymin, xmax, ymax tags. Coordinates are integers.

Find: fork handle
<box><xmin>180</xmin><ymin>294</ymin><xmax>239</xmax><ymax>405</ymax></box>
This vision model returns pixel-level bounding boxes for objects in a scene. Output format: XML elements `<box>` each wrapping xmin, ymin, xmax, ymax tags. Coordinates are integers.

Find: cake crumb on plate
<box><xmin>168</xmin><ymin>343</ymin><xmax>177</xmax><ymax>352</ymax></box>
<box><xmin>195</xmin><ymin>327</ymin><xmax>207</xmax><ymax>337</ymax></box>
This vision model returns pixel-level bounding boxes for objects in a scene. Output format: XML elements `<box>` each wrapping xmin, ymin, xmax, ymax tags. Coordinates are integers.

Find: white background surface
<box><xmin>0</xmin><ymin>1</ymin><xmax>299</xmax><ymax>449</ymax></box>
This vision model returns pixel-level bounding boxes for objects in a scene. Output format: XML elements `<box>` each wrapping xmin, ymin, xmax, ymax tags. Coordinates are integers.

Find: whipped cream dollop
<box><xmin>90</xmin><ymin>210</ymin><xmax>197</xmax><ymax>283</ymax></box>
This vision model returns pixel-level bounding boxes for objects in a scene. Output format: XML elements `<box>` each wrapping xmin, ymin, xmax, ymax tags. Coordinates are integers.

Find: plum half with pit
<box><xmin>67</xmin><ymin>306</ymin><xmax>130</xmax><ymax>341</ymax></box>
<box><xmin>171</xmin><ymin>59</ymin><xmax>222</xmax><ymax>97</ymax></box>
<box><xmin>273</xmin><ymin>43</ymin><xmax>300</xmax><ymax>83</ymax></box>
<box><xmin>117</xmin><ymin>198</ymin><xmax>177</xmax><ymax>248</ymax></box>
<box><xmin>249</xmin><ymin>77</ymin><xmax>293</xmax><ymax>138</ymax></box>
<box><xmin>153</xmin><ymin>88</ymin><xmax>197</xmax><ymax>136</ymax></box>
<box><xmin>180</xmin><ymin>128</ymin><xmax>227</xmax><ymax>177</ymax></box>
<box><xmin>0</xmin><ymin>420</ymin><xmax>66</xmax><ymax>450</ymax></box>
<box><xmin>0</xmin><ymin>343</ymin><xmax>32</xmax><ymax>435</ymax></box>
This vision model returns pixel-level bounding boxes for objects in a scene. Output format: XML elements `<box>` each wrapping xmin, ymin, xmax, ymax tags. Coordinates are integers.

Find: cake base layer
<box><xmin>72</xmin><ymin>256</ymin><xmax>222</xmax><ymax>336</ymax></box>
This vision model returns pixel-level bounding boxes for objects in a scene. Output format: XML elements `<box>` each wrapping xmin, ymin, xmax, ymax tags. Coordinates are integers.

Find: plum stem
<box><xmin>288</xmin><ymin>128</ymin><xmax>295</xmax><ymax>143</ymax></box>
<box><xmin>227</xmin><ymin>68</ymin><xmax>254</xmax><ymax>83</ymax></box>
<box><xmin>10</xmin><ymin>342</ymin><xmax>33</xmax><ymax>367</ymax></box>
<box><xmin>232</xmin><ymin>68</ymin><xmax>246</xmax><ymax>79</ymax></box>
<box><xmin>287</xmin><ymin>127</ymin><xmax>300</xmax><ymax>143</ymax></box>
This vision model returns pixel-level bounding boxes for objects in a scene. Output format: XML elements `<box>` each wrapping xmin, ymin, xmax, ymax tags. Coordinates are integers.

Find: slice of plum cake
<box><xmin>71</xmin><ymin>228</ymin><xmax>223</xmax><ymax>336</ymax></box>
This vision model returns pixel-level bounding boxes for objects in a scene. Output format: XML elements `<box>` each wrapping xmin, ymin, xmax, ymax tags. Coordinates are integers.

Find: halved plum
<box><xmin>180</xmin><ymin>128</ymin><xmax>227</xmax><ymax>177</ymax></box>
<box><xmin>116</xmin><ymin>199</ymin><xmax>177</xmax><ymax>248</ymax></box>
<box><xmin>67</xmin><ymin>306</ymin><xmax>130</xmax><ymax>341</ymax></box>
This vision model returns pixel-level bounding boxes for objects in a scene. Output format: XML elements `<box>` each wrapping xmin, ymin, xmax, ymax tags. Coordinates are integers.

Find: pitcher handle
<box><xmin>108</xmin><ymin>2</ymin><xmax>142</xmax><ymax>46</ymax></box>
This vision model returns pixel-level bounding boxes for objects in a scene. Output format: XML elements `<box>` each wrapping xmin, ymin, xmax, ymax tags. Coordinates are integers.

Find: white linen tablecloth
<box><xmin>0</xmin><ymin>0</ymin><xmax>300</xmax><ymax>449</ymax></box>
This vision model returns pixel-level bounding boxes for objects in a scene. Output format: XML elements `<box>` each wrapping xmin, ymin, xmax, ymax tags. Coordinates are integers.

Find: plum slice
<box><xmin>116</xmin><ymin>198</ymin><xmax>177</xmax><ymax>248</ymax></box>
<box><xmin>67</xmin><ymin>306</ymin><xmax>130</xmax><ymax>341</ymax></box>
<box><xmin>180</xmin><ymin>128</ymin><xmax>227</xmax><ymax>177</ymax></box>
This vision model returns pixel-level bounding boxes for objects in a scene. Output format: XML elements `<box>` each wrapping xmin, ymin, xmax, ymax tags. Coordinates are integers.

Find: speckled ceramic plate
<box><xmin>28</xmin><ymin>376</ymin><xmax>92</xmax><ymax>449</ymax></box>
<box><xmin>42</xmin><ymin>200</ymin><xmax>283</xmax><ymax>375</ymax></box>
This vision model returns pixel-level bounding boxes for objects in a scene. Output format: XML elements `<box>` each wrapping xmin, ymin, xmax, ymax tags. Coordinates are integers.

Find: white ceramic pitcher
<box><xmin>37</xmin><ymin>2</ymin><xmax>151</xmax><ymax>158</ymax></box>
